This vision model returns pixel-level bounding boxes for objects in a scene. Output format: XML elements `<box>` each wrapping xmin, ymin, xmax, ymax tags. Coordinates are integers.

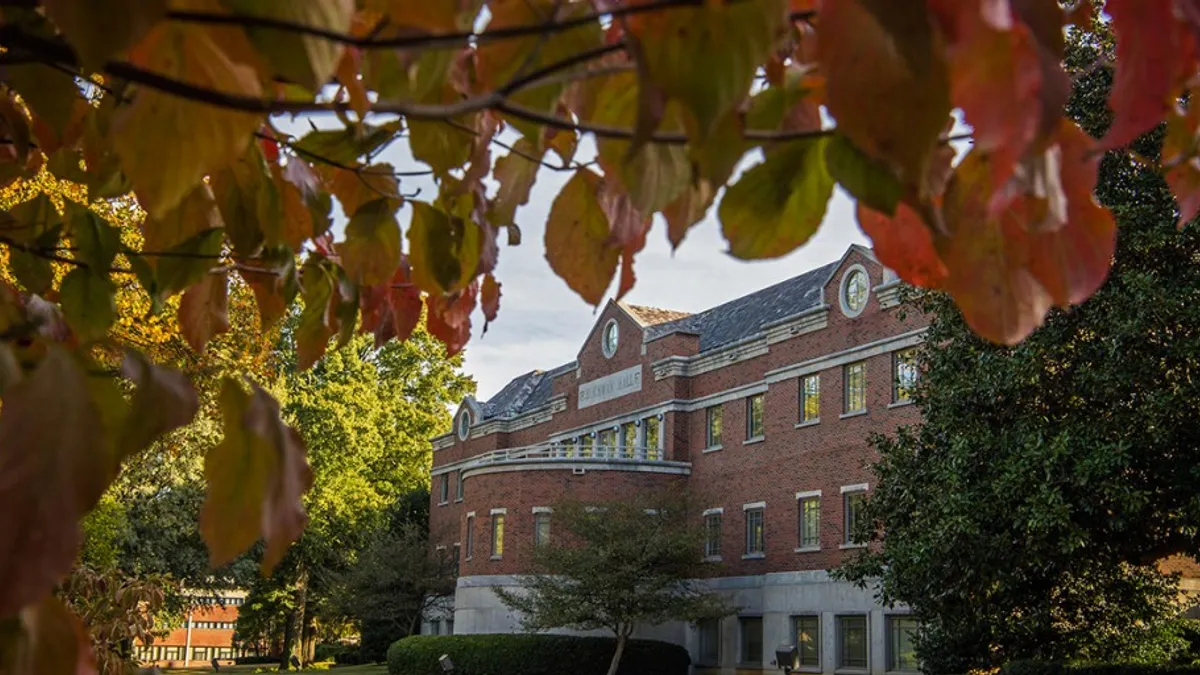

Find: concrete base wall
<box><xmin>449</xmin><ymin>572</ymin><xmax>908</xmax><ymax>675</ymax></box>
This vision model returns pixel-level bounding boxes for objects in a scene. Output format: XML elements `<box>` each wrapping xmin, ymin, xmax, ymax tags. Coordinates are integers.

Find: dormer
<box><xmin>453</xmin><ymin>396</ymin><xmax>485</xmax><ymax>443</ymax></box>
<box><xmin>820</xmin><ymin>244</ymin><xmax>888</xmax><ymax>322</ymax></box>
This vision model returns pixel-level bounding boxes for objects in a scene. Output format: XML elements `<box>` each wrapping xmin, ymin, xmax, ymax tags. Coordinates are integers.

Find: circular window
<box><xmin>456</xmin><ymin>409</ymin><xmax>471</xmax><ymax>441</ymax></box>
<box><xmin>839</xmin><ymin>265</ymin><xmax>870</xmax><ymax>317</ymax></box>
<box><xmin>602</xmin><ymin>319</ymin><xmax>619</xmax><ymax>358</ymax></box>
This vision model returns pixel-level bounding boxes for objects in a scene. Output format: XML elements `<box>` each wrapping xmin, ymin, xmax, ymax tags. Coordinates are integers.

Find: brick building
<box><xmin>429</xmin><ymin>245</ymin><xmax>927</xmax><ymax>674</ymax></box>
<box><xmin>134</xmin><ymin>589</ymin><xmax>258</xmax><ymax>667</ymax></box>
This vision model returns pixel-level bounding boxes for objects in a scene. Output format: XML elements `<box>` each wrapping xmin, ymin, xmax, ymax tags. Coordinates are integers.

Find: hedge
<box><xmin>387</xmin><ymin>634</ymin><xmax>690</xmax><ymax>675</ymax></box>
<box><xmin>1001</xmin><ymin>663</ymin><xmax>1200</xmax><ymax>675</ymax></box>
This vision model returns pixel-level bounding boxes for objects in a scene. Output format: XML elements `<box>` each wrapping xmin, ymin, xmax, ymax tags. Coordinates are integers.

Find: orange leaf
<box><xmin>0</xmin><ymin>348</ymin><xmax>108</xmax><ymax>617</ymax></box>
<box><xmin>856</xmin><ymin>202</ymin><xmax>948</xmax><ymax>288</ymax></box>
<box><xmin>1166</xmin><ymin>159</ymin><xmax>1200</xmax><ymax>227</ymax></box>
<box><xmin>544</xmin><ymin>169</ymin><xmax>621</xmax><ymax>306</ymax></box>
<box><xmin>819</xmin><ymin>0</ymin><xmax>952</xmax><ymax>194</ymax></box>
<box><xmin>389</xmin><ymin>259</ymin><xmax>424</xmax><ymax>344</ymax></box>
<box><xmin>481</xmin><ymin>273</ymin><xmax>501</xmax><ymax>327</ymax></box>
<box><xmin>1100</xmin><ymin>0</ymin><xmax>1177</xmax><ymax>149</ymax></box>
<box><xmin>178</xmin><ymin>271</ymin><xmax>231</xmax><ymax>354</ymax></box>
<box><xmin>426</xmin><ymin>283</ymin><xmax>477</xmax><ymax>356</ymax></box>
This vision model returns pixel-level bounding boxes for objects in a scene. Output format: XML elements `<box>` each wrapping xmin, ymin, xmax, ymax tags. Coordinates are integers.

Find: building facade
<box><xmin>429</xmin><ymin>246</ymin><xmax>927</xmax><ymax>674</ymax></box>
<box><xmin>134</xmin><ymin>589</ymin><xmax>257</xmax><ymax>667</ymax></box>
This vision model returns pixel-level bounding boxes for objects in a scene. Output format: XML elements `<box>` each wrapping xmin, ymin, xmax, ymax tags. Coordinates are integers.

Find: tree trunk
<box><xmin>280</xmin><ymin>615</ymin><xmax>296</xmax><ymax>671</ymax></box>
<box><xmin>605</xmin><ymin>629</ymin><xmax>630</xmax><ymax>675</ymax></box>
<box><xmin>302</xmin><ymin>617</ymin><xmax>317</xmax><ymax>664</ymax></box>
<box><xmin>281</xmin><ymin>568</ymin><xmax>309</xmax><ymax>670</ymax></box>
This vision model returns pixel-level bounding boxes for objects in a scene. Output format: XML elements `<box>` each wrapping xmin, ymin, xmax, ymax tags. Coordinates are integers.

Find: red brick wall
<box><xmin>431</xmin><ymin>249</ymin><xmax>928</xmax><ymax>580</ymax></box>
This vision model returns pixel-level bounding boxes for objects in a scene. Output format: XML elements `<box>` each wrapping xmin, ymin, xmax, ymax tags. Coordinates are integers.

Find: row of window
<box><xmin>190</xmin><ymin>621</ymin><xmax>236</xmax><ymax>630</ymax></box>
<box><xmin>461</xmin><ymin>509</ymin><xmax>553</xmax><ymax>561</ymax></box>
<box><xmin>439</xmin><ymin>469</ymin><xmax>465</xmax><ymax>505</ymax></box>
<box><xmin>193</xmin><ymin>596</ymin><xmax>245</xmax><ymax>606</ymax></box>
<box><xmin>696</xmin><ymin>614</ymin><xmax>917</xmax><ymax>672</ymax></box>
<box><xmin>705</xmin><ymin>349</ymin><xmax>918</xmax><ymax>448</ymax></box>
<box><xmin>703</xmin><ymin>487</ymin><xmax>869</xmax><ymax>559</ymax></box>
<box><xmin>135</xmin><ymin>646</ymin><xmax>259</xmax><ymax>662</ymax></box>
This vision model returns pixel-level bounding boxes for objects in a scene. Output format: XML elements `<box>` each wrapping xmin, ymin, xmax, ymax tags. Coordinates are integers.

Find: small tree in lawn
<box><xmin>494</xmin><ymin>490</ymin><xmax>734</xmax><ymax>675</ymax></box>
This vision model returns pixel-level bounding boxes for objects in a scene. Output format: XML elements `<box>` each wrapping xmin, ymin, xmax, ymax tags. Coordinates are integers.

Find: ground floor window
<box><xmin>838</xmin><ymin>615</ymin><xmax>869</xmax><ymax>670</ymax></box>
<box><xmin>739</xmin><ymin>616</ymin><xmax>763</xmax><ymax>665</ymax></box>
<box><xmin>697</xmin><ymin>617</ymin><xmax>720</xmax><ymax>666</ymax></box>
<box><xmin>887</xmin><ymin>616</ymin><xmax>919</xmax><ymax>672</ymax></box>
<box><xmin>794</xmin><ymin>614</ymin><xmax>821</xmax><ymax>668</ymax></box>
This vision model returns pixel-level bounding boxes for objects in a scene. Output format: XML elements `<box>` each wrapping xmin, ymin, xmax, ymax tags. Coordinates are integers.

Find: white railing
<box><xmin>467</xmin><ymin>442</ymin><xmax>665</xmax><ymax>467</ymax></box>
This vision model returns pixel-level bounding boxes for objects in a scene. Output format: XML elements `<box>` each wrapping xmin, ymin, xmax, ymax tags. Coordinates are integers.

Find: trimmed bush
<box><xmin>233</xmin><ymin>655</ymin><xmax>279</xmax><ymax>665</ymax></box>
<box><xmin>1001</xmin><ymin>663</ymin><xmax>1200</xmax><ymax>675</ymax></box>
<box><xmin>387</xmin><ymin>634</ymin><xmax>690</xmax><ymax>675</ymax></box>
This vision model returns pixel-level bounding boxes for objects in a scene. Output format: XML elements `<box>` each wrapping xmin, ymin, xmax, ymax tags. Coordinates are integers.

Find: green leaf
<box><xmin>490</xmin><ymin>140</ymin><xmax>541</xmax><ymax>226</ymax></box>
<box><xmin>7</xmin><ymin>194</ymin><xmax>62</xmax><ymax>244</ymax></box>
<box><xmin>407</xmin><ymin>117</ymin><xmax>476</xmax><ymax>176</ymax></box>
<box><xmin>291</xmin><ymin>121</ymin><xmax>402</xmax><ymax>167</ymax></box>
<box><xmin>340</xmin><ymin>198</ymin><xmax>401</xmax><ymax>287</ymax></box>
<box><xmin>825</xmin><ymin>134</ymin><xmax>903</xmax><ymax>216</ymax></box>
<box><xmin>41</xmin><ymin>0</ymin><xmax>166</xmax><ymax>71</ymax></box>
<box><xmin>9</xmin><ymin>248</ymin><xmax>54</xmax><ymax>295</ymax></box>
<box><xmin>407</xmin><ymin>201</ymin><xmax>482</xmax><ymax>295</ymax></box>
<box><xmin>66</xmin><ymin>202</ymin><xmax>120</xmax><ymax>271</ymax></box>
<box><xmin>153</xmin><ymin>228</ymin><xmax>225</xmax><ymax>299</ymax></box>
<box><xmin>544</xmin><ymin>170</ymin><xmax>619</xmax><ymax>306</ymax></box>
<box><xmin>297</xmin><ymin>261</ymin><xmax>335</xmax><ymax>370</ymax></box>
<box><xmin>719</xmin><ymin>138</ymin><xmax>835</xmax><ymax>260</ymax></box>
<box><xmin>125</xmin><ymin>252</ymin><xmax>161</xmax><ymax>313</ymax></box>
<box><xmin>211</xmin><ymin>144</ymin><xmax>279</xmax><ymax>257</ymax></box>
<box><xmin>221</xmin><ymin>0</ymin><xmax>352</xmax><ymax>92</ymax></box>
<box><xmin>59</xmin><ymin>268</ymin><xmax>116</xmax><ymax>342</ymax></box>
<box><xmin>7</xmin><ymin>63</ymin><xmax>78</xmax><ymax>141</ymax></box>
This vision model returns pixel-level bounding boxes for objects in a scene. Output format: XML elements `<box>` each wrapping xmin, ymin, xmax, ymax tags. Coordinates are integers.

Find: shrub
<box><xmin>234</xmin><ymin>655</ymin><xmax>279</xmax><ymax>665</ymax></box>
<box><xmin>387</xmin><ymin>634</ymin><xmax>690</xmax><ymax>675</ymax></box>
<box><xmin>1000</xmin><ymin>662</ymin><xmax>1200</xmax><ymax>675</ymax></box>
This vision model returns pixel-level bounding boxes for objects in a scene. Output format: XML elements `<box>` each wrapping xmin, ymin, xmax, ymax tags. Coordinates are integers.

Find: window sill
<box><xmin>839</xmin><ymin>409</ymin><xmax>868</xmax><ymax>420</ymax></box>
<box><xmin>743</xmin><ymin>436</ymin><xmax>765</xmax><ymax>446</ymax></box>
<box><xmin>839</xmin><ymin>543</ymin><xmax>868</xmax><ymax>550</ymax></box>
<box><xmin>888</xmin><ymin>400</ymin><xmax>914</xmax><ymax>409</ymax></box>
<box><xmin>437</xmin><ymin>501</ymin><xmax>449</xmax><ymax>506</ymax></box>
<box><xmin>704</xmin><ymin>555</ymin><xmax>723</xmax><ymax>563</ymax></box>
<box><xmin>454</xmin><ymin>498</ymin><xmax>464</xmax><ymax>503</ymax></box>
<box><xmin>836</xmin><ymin>668</ymin><xmax>869</xmax><ymax>674</ymax></box>
<box><xmin>702</xmin><ymin>445</ymin><xmax>724</xmax><ymax>454</ymax></box>
<box><xmin>742</xmin><ymin>552</ymin><xmax>766</xmax><ymax>560</ymax></box>
<box><xmin>464</xmin><ymin>556</ymin><xmax>473</xmax><ymax>562</ymax></box>
<box><xmin>794</xmin><ymin>546</ymin><xmax>822</xmax><ymax>553</ymax></box>
<box><xmin>795</xmin><ymin>419</ymin><xmax>820</xmax><ymax>429</ymax></box>
<box><xmin>489</xmin><ymin>555</ymin><xmax>503</xmax><ymax>561</ymax></box>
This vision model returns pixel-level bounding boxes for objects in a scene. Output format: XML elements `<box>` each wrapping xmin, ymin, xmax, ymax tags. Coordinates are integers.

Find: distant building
<box><xmin>134</xmin><ymin>589</ymin><xmax>259</xmax><ymax>667</ymax></box>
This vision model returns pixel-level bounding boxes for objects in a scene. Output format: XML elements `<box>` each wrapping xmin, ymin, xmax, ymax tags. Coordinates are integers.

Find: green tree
<box><xmin>838</xmin><ymin>24</ymin><xmax>1200</xmax><ymax>674</ymax></box>
<box><xmin>495</xmin><ymin>491</ymin><xmax>733</xmax><ymax>675</ymax></box>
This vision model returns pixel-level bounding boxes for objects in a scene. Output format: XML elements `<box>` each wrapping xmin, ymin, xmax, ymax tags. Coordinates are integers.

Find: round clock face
<box><xmin>603</xmin><ymin>320</ymin><xmax>619</xmax><ymax>357</ymax></box>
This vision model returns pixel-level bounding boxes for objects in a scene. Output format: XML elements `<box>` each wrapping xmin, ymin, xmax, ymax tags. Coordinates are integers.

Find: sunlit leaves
<box><xmin>820</xmin><ymin>0</ymin><xmax>951</xmax><ymax>194</ymax></box>
<box><xmin>544</xmin><ymin>169</ymin><xmax>620</xmax><ymax>306</ymax></box>
<box><xmin>199</xmin><ymin>378</ymin><xmax>312</xmax><ymax>574</ymax></box>
<box><xmin>223</xmin><ymin>0</ymin><xmax>354</xmax><ymax>93</ymax></box>
<box><xmin>178</xmin><ymin>271</ymin><xmax>231</xmax><ymax>353</ymax></box>
<box><xmin>719</xmin><ymin>138</ymin><xmax>835</xmax><ymax>260</ymax></box>
<box><xmin>114</xmin><ymin>23</ymin><xmax>264</xmax><ymax>218</ymax></box>
<box><xmin>340</xmin><ymin>198</ymin><xmax>402</xmax><ymax>287</ymax></box>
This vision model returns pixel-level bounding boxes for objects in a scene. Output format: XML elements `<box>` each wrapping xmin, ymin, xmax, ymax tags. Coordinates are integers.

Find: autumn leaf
<box><xmin>273</xmin><ymin>160</ymin><xmax>332</xmax><ymax>251</ymax></box>
<box><xmin>211</xmin><ymin>144</ymin><xmax>279</xmax><ymax>258</ymax></box>
<box><xmin>1100</xmin><ymin>0</ymin><xmax>1177</xmax><ymax>149</ymax></box>
<box><xmin>154</xmin><ymin>228</ymin><xmax>226</xmax><ymax>300</ymax></box>
<box><xmin>490</xmin><ymin>139</ymin><xmax>541</xmax><ymax>226</ymax></box>
<box><xmin>389</xmin><ymin>258</ymin><xmax>424</xmax><ymax>344</ymax></box>
<box><xmin>335</xmin><ymin>198</ymin><xmax>400</xmax><ymax>288</ymax></box>
<box><xmin>426</xmin><ymin>283</ymin><xmax>477</xmax><ymax>357</ymax></box>
<box><xmin>481</xmin><ymin>273</ymin><xmax>501</xmax><ymax>332</ymax></box>
<box><xmin>328</xmin><ymin>163</ymin><xmax>402</xmax><ymax>217</ymax></box>
<box><xmin>719</xmin><ymin>138</ymin><xmax>835</xmax><ymax>260</ymax></box>
<box><xmin>408</xmin><ymin>115</ymin><xmax>477</xmax><ymax>176</ymax></box>
<box><xmin>856</xmin><ymin>202</ymin><xmax>948</xmax><ymax>288</ymax></box>
<box><xmin>664</xmin><ymin>182</ymin><xmax>717</xmax><ymax>250</ymax></box>
<box><xmin>58</xmin><ymin>269</ymin><xmax>116</xmax><ymax>342</ymax></box>
<box><xmin>0</xmin><ymin>348</ymin><xmax>108</xmax><ymax>617</ymax></box>
<box><xmin>408</xmin><ymin>201</ymin><xmax>482</xmax><ymax>295</ymax></box>
<box><xmin>545</xmin><ymin>169</ymin><xmax>620</xmax><ymax>306</ymax></box>
<box><xmin>8</xmin><ymin>596</ymin><xmax>96</xmax><ymax>675</ymax></box>
<box><xmin>239</xmin><ymin>253</ymin><xmax>298</xmax><ymax>329</ymax></box>
<box><xmin>296</xmin><ymin>261</ymin><xmax>336</xmax><ymax>370</ymax></box>
<box><xmin>42</xmin><ymin>0</ymin><xmax>166</xmax><ymax>71</ymax></box>
<box><xmin>819</xmin><ymin>0</ymin><xmax>952</xmax><ymax>194</ymax></box>
<box><xmin>178</xmin><ymin>271</ymin><xmax>231</xmax><ymax>354</ymax></box>
<box><xmin>200</xmin><ymin>378</ymin><xmax>312</xmax><ymax>574</ymax></box>
<box><xmin>119</xmin><ymin>350</ymin><xmax>200</xmax><ymax>460</ymax></box>
<box><xmin>825</xmin><ymin>134</ymin><xmax>903</xmax><ymax>216</ymax></box>
<box><xmin>65</xmin><ymin>204</ymin><xmax>120</xmax><ymax>272</ymax></box>
<box><xmin>223</xmin><ymin>0</ymin><xmax>353</xmax><ymax>92</ymax></box>
<box><xmin>291</xmin><ymin>121</ymin><xmax>402</xmax><ymax>166</ymax></box>
<box><xmin>114</xmin><ymin>22</ymin><xmax>265</xmax><ymax>218</ymax></box>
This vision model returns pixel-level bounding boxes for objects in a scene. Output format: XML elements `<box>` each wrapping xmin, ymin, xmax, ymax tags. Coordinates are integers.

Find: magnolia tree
<box><xmin>0</xmin><ymin>0</ymin><xmax>1194</xmax><ymax>672</ymax></box>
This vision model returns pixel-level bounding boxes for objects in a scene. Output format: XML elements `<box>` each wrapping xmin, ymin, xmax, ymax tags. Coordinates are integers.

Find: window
<box><xmin>798</xmin><ymin>495</ymin><xmax>821</xmax><ymax>549</ymax></box>
<box><xmin>704</xmin><ymin>511</ymin><xmax>722</xmax><ymax>558</ymax></box>
<box><xmin>888</xmin><ymin>616</ymin><xmax>919</xmax><ymax>672</ymax></box>
<box><xmin>744</xmin><ymin>506</ymin><xmax>765</xmax><ymax>555</ymax></box>
<box><xmin>452</xmin><ymin>543</ymin><xmax>461</xmax><ymax>576</ymax></box>
<box><xmin>841</xmin><ymin>266</ymin><xmax>870</xmax><ymax>317</ymax></box>
<box><xmin>444</xmin><ymin>618</ymin><xmax>455</xmax><ymax>636</ymax></box>
<box><xmin>739</xmin><ymin>616</ymin><xmax>763</xmax><ymax>665</ymax></box>
<box><xmin>838</xmin><ymin>615</ymin><xmax>869</xmax><ymax>669</ymax></box>
<box><xmin>643</xmin><ymin>416</ymin><xmax>661</xmax><ymax>458</ymax></box>
<box><xmin>705</xmin><ymin>405</ymin><xmax>723</xmax><ymax>448</ymax></box>
<box><xmin>533</xmin><ymin>511</ymin><xmax>551</xmax><ymax>546</ymax></box>
<box><xmin>844</xmin><ymin>490</ymin><xmax>868</xmax><ymax>545</ymax></box>
<box><xmin>490</xmin><ymin>511</ymin><xmax>505</xmax><ymax>558</ymax></box>
<box><xmin>844</xmin><ymin>361</ymin><xmax>866</xmax><ymax>414</ymax></box>
<box><xmin>602</xmin><ymin>319</ymin><xmax>619</xmax><ymax>357</ymax></box>
<box><xmin>697</xmin><ymin>618</ymin><xmax>721</xmax><ymax>666</ymax></box>
<box><xmin>794</xmin><ymin>615</ymin><xmax>821</xmax><ymax>669</ymax></box>
<box><xmin>893</xmin><ymin>349</ymin><xmax>918</xmax><ymax>403</ymax></box>
<box><xmin>457</xmin><ymin>409</ymin><xmax>470</xmax><ymax>440</ymax></box>
<box><xmin>621</xmin><ymin>422</ymin><xmax>637</xmax><ymax>458</ymax></box>
<box><xmin>579</xmin><ymin>434</ymin><xmax>594</xmax><ymax>458</ymax></box>
<box><xmin>598</xmin><ymin>428</ymin><xmax>617</xmax><ymax>457</ymax></box>
<box><xmin>746</xmin><ymin>394</ymin><xmax>764</xmax><ymax>440</ymax></box>
<box><xmin>465</xmin><ymin>515</ymin><xmax>474</xmax><ymax>559</ymax></box>
<box><xmin>438</xmin><ymin>474</ymin><xmax>449</xmax><ymax>504</ymax></box>
<box><xmin>455</xmin><ymin>470</ymin><xmax>464</xmax><ymax>501</ymax></box>
<box><xmin>800</xmin><ymin>374</ymin><xmax>820</xmax><ymax>422</ymax></box>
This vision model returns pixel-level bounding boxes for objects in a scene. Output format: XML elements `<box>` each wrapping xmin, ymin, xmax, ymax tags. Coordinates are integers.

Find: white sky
<box><xmin>281</xmin><ymin>117</ymin><xmax>868</xmax><ymax>399</ymax></box>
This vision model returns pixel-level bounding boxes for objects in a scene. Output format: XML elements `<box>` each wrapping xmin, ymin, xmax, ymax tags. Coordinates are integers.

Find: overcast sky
<box><xmin>284</xmin><ymin>116</ymin><xmax>869</xmax><ymax>399</ymax></box>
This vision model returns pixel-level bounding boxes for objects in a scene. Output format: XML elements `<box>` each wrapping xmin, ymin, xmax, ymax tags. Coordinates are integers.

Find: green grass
<box><xmin>164</xmin><ymin>662</ymin><xmax>387</xmax><ymax>675</ymax></box>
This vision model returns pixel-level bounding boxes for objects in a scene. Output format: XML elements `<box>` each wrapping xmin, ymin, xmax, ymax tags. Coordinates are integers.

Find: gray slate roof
<box><xmin>479</xmin><ymin>255</ymin><xmax>846</xmax><ymax>420</ymax></box>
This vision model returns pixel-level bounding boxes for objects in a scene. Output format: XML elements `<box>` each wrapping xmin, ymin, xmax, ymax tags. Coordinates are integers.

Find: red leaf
<box><xmin>426</xmin><ymin>283</ymin><xmax>477</xmax><ymax>357</ymax></box>
<box><xmin>389</xmin><ymin>258</ymin><xmax>424</xmax><ymax>344</ymax></box>
<box><xmin>856</xmin><ymin>201</ymin><xmax>949</xmax><ymax>288</ymax></box>
<box><xmin>1101</xmin><ymin>0</ymin><xmax>1176</xmax><ymax>149</ymax></box>
<box><xmin>178</xmin><ymin>271</ymin><xmax>231</xmax><ymax>354</ymax></box>
<box><xmin>481</xmin><ymin>273</ymin><xmax>501</xmax><ymax>328</ymax></box>
<box><xmin>0</xmin><ymin>348</ymin><xmax>108</xmax><ymax>617</ymax></box>
<box><xmin>13</xmin><ymin>596</ymin><xmax>97</xmax><ymax>675</ymax></box>
<box><xmin>1166</xmin><ymin>159</ymin><xmax>1200</xmax><ymax>227</ymax></box>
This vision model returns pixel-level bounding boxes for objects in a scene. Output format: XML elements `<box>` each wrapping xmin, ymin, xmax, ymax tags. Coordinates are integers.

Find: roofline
<box><xmin>574</xmin><ymin>299</ymin><xmax>645</xmax><ymax>360</ymax></box>
<box><xmin>818</xmin><ymin>243</ymin><xmax>878</xmax><ymax>289</ymax></box>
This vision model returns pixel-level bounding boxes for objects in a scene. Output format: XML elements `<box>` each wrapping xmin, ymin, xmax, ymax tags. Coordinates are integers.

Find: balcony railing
<box><xmin>466</xmin><ymin>442</ymin><xmax>666</xmax><ymax>468</ymax></box>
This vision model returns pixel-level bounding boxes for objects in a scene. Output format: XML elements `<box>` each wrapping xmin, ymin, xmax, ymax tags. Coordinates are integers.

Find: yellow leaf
<box><xmin>340</xmin><ymin>198</ymin><xmax>401</xmax><ymax>287</ymax></box>
<box><xmin>113</xmin><ymin>23</ymin><xmax>265</xmax><ymax>218</ymax></box>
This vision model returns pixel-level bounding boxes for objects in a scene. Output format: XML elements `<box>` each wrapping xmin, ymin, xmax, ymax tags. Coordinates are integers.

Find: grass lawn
<box><xmin>164</xmin><ymin>663</ymin><xmax>387</xmax><ymax>675</ymax></box>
